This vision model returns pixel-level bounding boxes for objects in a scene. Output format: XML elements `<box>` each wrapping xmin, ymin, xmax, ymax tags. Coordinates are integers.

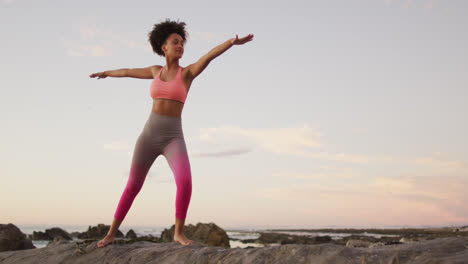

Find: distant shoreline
<box><xmin>15</xmin><ymin>223</ymin><xmax>468</xmax><ymax>232</ymax></box>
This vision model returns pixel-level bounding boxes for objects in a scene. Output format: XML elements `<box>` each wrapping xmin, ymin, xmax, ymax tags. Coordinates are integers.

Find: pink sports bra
<box><xmin>150</xmin><ymin>66</ymin><xmax>187</xmax><ymax>104</ymax></box>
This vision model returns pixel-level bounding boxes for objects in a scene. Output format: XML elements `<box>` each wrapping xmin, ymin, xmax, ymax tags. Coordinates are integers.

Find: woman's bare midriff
<box><xmin>152</xmin><ymin>99</ymin><xmax>184</xmax><ymax>118</ymax></box>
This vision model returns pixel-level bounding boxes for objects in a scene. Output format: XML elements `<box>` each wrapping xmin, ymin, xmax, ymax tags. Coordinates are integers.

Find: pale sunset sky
<box><xmin>1</xmin><ymin>0</ymin><xmax>467</xmax><ymax>230</ymax></box>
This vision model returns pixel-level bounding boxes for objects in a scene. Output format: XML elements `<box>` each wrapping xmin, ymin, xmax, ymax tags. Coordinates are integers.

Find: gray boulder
<box><xmin>346</xmin><ymin>239</ymin><xmax>370</xmax><ymax>248</ymax></box>
<box><xmin>126</xmin><ymin>229</ymin><xmax>137</xmax><ymax>239</ymax></box>
<box><xmin>160</xmin><ymin>222</ymin><xmax>230</xmax><ymax>247</ymax></box>
<box><xmin>77</xmin><ymin>224</ymin><xmax>124</xmax><ymax>239</ymax></box>
<box><xmin>30</xmin><ymin>231</ymin><xmax>49</xmax><ymax>240</ymax></box>
<box><xmin>0</xmin><ymin>223</ymin><xmax>35</xmax><ymax>252</ymax></box>
<box><xmin>249</xmin><ymin>232</ymin><xmax>332</xmax><ymax>245</ymax></box>
<box><xmin>31</xmin><ymin>227</ymin><xmax>72</xmax><ymax>241</ymax></box>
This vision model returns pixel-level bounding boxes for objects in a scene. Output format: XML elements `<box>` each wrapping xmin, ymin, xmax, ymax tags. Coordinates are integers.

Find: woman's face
<box><xmin>162</xmin><ymin>33</ymin><xmax>184</xmax><ymax>58</ymax></box>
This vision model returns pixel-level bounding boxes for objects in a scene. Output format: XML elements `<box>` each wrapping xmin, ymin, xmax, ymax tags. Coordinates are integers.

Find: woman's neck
<box><xmin>165</xmin><ymin>58</ymin><xmax>180</xmax><ymax>71</ymax></box>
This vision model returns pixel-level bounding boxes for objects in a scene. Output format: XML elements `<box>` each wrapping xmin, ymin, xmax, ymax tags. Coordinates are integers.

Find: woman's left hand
<box><xmin>231</xmin><ymin>34</ymin><xmax>254</xmax><ymax>45</ymax></box>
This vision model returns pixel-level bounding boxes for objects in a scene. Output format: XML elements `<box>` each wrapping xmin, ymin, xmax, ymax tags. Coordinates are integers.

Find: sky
<box><xmin>1</xmin><ymin>0</ymin><xmax>467</xmax><ymax>230</ymax></box>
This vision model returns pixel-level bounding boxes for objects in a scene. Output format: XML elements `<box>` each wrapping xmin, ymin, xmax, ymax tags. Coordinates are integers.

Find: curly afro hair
<box><xmin>148</xmin><ymin>19</ymin><xmax>188</xmax><ymax>57</ymax></box>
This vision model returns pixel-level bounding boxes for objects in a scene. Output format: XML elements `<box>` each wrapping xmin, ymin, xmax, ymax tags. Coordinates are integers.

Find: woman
<box><xmin>89</xmin><ymin>19</ymin><xmax>253</xmax><ymax>247</ymax></box>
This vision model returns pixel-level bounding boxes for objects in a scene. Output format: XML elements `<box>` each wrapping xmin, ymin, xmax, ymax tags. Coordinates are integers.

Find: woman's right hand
<box><xmin>89</xmin><ymin>72</ymin><xmax>108</xmax><ymax>79</ymax></box>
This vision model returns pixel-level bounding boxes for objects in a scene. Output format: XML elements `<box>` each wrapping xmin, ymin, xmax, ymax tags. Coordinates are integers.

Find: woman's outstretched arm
<box><xmin>186</xmin><ymin>34</ymin><xmax>254</xmax><ymax>81</ymax></box>
<box><xmin>89</xmin><ymin>65</ymin><xmax>156</xmax><ymax>79</ymax></box>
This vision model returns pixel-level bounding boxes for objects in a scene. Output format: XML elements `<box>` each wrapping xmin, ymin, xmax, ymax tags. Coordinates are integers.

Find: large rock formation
<box><xmin>125</xmin><ymin>229</ymin><xmax>137</xmax><ymax>239</ymax></box>
<box><xmin>160</xmin><ymin>222</ymin><xmax>230</xmax><ymax>248</ymax></box>
<box><xmin>0</xmin><ymin>224</ymin><xmax>35</xmax><ymax>252</ymax></box>
<box><xmin>242</xmin><ymin>232</ymin><xmax>332</xmax><ymax>245</ymax></box>
<box><xmin>77</xmin><ymin>224</ymin><xmax>124</xmax><ymax>239</ymax></box>
<box><xmin>0</xmin><ymin>236</ymin><xmax>467</xmax><ymax>263</ymax></box>
<box><xmin>30</xmin><ymin>227</ymin><xmax>72</xmax><ymax>241</ymax></box>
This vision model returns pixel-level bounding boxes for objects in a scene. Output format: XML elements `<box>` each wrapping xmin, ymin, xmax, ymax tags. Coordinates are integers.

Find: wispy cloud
<box><xmin>191</xmin><ymin>147</ymin><xmax>252</xmax><ymax>158</ymax></box>
<box><xmin>252</xmin><ymin>172</ymin><xmax>468</xmax><ymax>226</ymax></box>
<box><xmin>415</xmin><ymin>152</ymin><xmax>467</xmax><ymax>173</ymax></box>
<box><xmin>303</xmin><ymin>152</ymin><xmax>393</xmax><ymax>164</ymax></box>
<box><xmin>104</xmin><ymin>140</ymin><xmax>132</xmax><ymax>151</ymax></box>
<box><xmin>199</xmin><ymin>125</ymin><xmax>321</xmax><ymax>155</ymax></box>
<box><xmin>190</xmin><ymin>31</ymin><xmax>232</xmax><ymax>44</ymax></box>
<box><xmin>62</xmin><ymin>39</ymin><xmax>113</xmax><ymax>57</ymax></box>
<box><xmin>403</xmin><ymin>0</ymin><xmax>413</xmax><ymax>10</ymax></box>
<box><xmin>425</xmin><ymin>0</ymin><xmax>435</xmax><ymax>10</ymax></box>
<box><xmin>104</xmin><ymin>138</ymin><xmax>252</xmax><ymax>159</ymax></box>
<box><xmin>440</xmin><ymin>7</ymin><xmax>449</xmax><ymax>16</ymax></box>
<box><xmin>400</xmin><ymin>0</ymin><xmax>441</xmax><ymax>12</ymax></box>
<box><xmin>61</xmin><ymin>17</ymin><xmax>151</xmax><ymax>57</ymax></box>
<box><xmin>197</xmin><ymin>125</ymin><xmax>392</xmax><ymax>164</ymax></box>
<box><xmin>293</xmin><ymin>167</ymin><xmax>362</xmax><ymax>180</ymax></box>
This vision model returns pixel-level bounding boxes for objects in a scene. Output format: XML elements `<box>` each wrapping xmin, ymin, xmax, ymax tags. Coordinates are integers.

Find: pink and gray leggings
<box><xmin>114</xmin><ymin>111</ymin><xmax>192</xmax><ymax>221</ymax></box>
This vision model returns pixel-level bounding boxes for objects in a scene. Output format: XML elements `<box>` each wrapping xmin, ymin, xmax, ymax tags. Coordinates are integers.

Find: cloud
<box><xmin>191</xmin><ymin>147</ymin><xmax>253</xmax><ymax>158</ymax></box>
<box><xmin>190</xmin><ymin>31</ymin><xmax>232</xmax><ymax>44</ymax></box>
<box><xmin>252</xmin><ymin>172</ymin><xmax>468</xmax><ymax>226</ymax></box>
<box><xmin>293</xmin><ymin>167</ymin><xmax>362</xmax><ymax>180</ymax></box>
<box><xmin>440</xmin><ymin>7</ymin><xmax>449</xmax><ymax>16</ymax></box>
<box><xmin>400</xmin><ymin>0</ymin><xmax>441</xmax><ymax>12</ymax></box>
<box><xmin>198</xmin><ymin>125</ymin><xmax>393</xmax><ymax>164</ymax></box>
<box><xmin>403</xmin><ymin>0</ymin><xmax>413</xmax><ymax>10</ymax></box>
<box><xmin>425</xmin><ymin>0</ymin><xmax>435</xmax><ymax>10</ymax></box>
<box><xmin>61</xmin><ymin>18</ymin><xmax>151</xmax><ymax>57</ymax></box>
<box><xmin>302</xmin><ymin>152</ymin><xmax>393</xmax><ymax>164</ymax></box>
<box><xmin>199</xmin><ymin>125</ymin><xmax>321</xmax><ymax>155</ymax></box>
<box><xmin>384</xmin><ymin>0</ymin><xmax>391</xmax><ymax>7</ymax></box>
<box><xmin>191</xmin><ymin>31</ymin><xmax>217</xmax><ymax>42</ymax></box>
<box><xmin>103</xmin><ymin>138</ymin><xmax>252</xmax><ymax>159</ymax></box>
<box><xmin>62</xmin><ymin>41</ymin><xmax>113</xmax><ymax>57</ymax></box>
<box><xmin>104</xmin><ymin>140</ymin><xmax>132</xmax><ymax>151</ymax></box>
<box><xmin>414</xmin><ymin>152</ymin><xmax>467</xmax><ymax>173</ymax></box>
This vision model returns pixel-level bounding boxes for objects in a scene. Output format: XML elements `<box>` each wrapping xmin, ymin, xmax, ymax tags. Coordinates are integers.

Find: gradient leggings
<box><xmin>114</xmin><ymin>111</ymin><xmax>192</xmax><ymax>221</ymax></box>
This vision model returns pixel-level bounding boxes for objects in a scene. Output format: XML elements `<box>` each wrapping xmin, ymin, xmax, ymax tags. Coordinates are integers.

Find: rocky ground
<box><xmin>1</xmin><ymin>223</ymin><xmax>468</xmax><ymax>263</ymax></box>
<box><xmin>1</xmin><ymin>236</ymin><xmax>468</xmax><ymax>263</ymax></box>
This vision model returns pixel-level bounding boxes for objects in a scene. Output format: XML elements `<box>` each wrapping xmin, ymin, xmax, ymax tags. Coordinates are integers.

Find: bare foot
<box><xmin>97</xmin><ymin>235</ymin><xmax>115</xmax><ymax>248</ymax></box>
<box><xmin>174</xmin><ymin>233</ymin><xmax>194</xmax><ymax>246</ymax></box>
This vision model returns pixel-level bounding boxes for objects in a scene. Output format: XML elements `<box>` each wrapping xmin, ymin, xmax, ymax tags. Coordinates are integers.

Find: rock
<box><xmin>1</xmin><ymin>236</ymin><xmax>467</xmax><ymax>263</ymax></box>
<box><xmin>28</xmin><ymin>231</ymin><xmax>51</xmax><ymax>240</ymax></box>
<box><xmin>31</xmin><ymin>228</ymin><xmax>72</xmax><ymax>241</ymax></box>
<box><xmin>334</xmin><ymin>234</ymin><xmax>401</xmax><ymax>246</ymax></box>
<box><xmin>126</xmin><ymin>229</ymin><xmax>137</xmax><ymax>239</ymax></box>
<box><xmin>47</xmin><ymin>237</ymin><xmax>70</xmax><ymax>247</ymax></box>
<box><xmin>45</xmin><ymin>228</ymin><xmax>72</xmax><ymax>240</ymax></box>
<box><xmin>160</xmin><ymin>222</ymin><xmax>230</xmax><ymax>247</ymax></box>
<box><xmin>400</xmin><ymin>237</ymin><xmax>418</xmax><ymax>243</ymax></box>
<box><xmin>346</xmin><ymin>239</ymin><xmax>370</xmax><ymax>248</ymax></box>
<box><xmin>253</xmin><ymin>232</ymin><xmax>331</xmax><ymax>245</ymax></box>
<box><xmin>0</xmin><ymin>223</ymin><xmax>35</xmax><ymax>252</ymax></box>
<box><xmin>77</xmin><ymin>224</ymin><xmax>124</xmax><ymax>239</ymax></box>
<box><xmin>31</xmin><ymin>231</ymin><xmax>49</xmax><ymax>240</ymax></box>
<box><xmin>369</xmin><ymin>242</ymin><xmax>385</xmax><ymax>248</ymax></box>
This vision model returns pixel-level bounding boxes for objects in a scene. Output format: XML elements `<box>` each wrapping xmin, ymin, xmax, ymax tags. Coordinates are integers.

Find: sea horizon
<box><xmin>13</xmin><ymin>222</ymin><xmax>468</xmax><ymax>234</ymax></box>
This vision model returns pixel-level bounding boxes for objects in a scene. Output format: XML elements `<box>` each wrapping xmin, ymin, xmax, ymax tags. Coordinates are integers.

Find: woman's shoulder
<box><xmin>150</xmin><ymin>65</ymin><xmax>164</xmax><ymax>78</ymax></box>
